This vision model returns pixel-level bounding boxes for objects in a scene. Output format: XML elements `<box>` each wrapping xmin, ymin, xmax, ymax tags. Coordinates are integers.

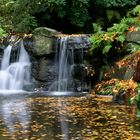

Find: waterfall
<box><xmin>58</xmin><ymin>37</ymin><xmax>70</xmax><ymax>91</ymax></box>
<box><xmin>1</xmin><ymin>45</ymin><xmax>12</xmax><ymax>70</ymax></box>
<box><xmin>49</xmin><ymin>36</ymin><xmax>85</xmax><ymax>92</ymax></box>
<box><xmin>0</xmin><ymin>40</ymin><xmax>31</xmax><ymax>91</ymax></box>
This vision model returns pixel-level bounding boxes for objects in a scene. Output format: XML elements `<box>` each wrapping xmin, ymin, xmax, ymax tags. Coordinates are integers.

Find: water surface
<box><xmin>0</xmin><ymin>93</ymin><xmax>139</xmax><ymax>140</ymax></box>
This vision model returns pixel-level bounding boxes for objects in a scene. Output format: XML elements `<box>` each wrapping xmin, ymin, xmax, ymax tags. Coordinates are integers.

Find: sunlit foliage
<box><xmin>90</xmin><ymin>5</ymin><xmax>140</xmax><ymax>55</ymax></box>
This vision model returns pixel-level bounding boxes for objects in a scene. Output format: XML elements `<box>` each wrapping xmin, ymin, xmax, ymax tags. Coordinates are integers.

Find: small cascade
<box><xmin>0</xmin><ymin>39</ymin><xmax>31</xmax><ymax>91</ymax></box>
<box><xmin>57</xmin><ymin>37</ymin><xmax>72</xmax><ymax>91</ymax></box>
<box><xmin>49</xmin><ymin>35</ymin><xmax>87</xmax><ymax>92</ymax></box>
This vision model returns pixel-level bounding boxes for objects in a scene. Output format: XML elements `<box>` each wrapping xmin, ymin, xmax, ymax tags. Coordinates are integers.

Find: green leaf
<box><xmin>103</xmin><ymin>45</ymin><xmax>112</xmax><ymax>54</ymax></box>
<box><xmin>116</xmin><ymin>35</ymin><xmax>125</xmax><ymax>43</ymax></box>
<box><xmin>92</xmin><ymin>23</ymin><xmax>102</xmax><ymax>33</ymax></box>
<box><xmin>0</xmin><ymin>27</ymin><xmax>6</xmax><ymax>37</ymax></box>
<box><xmin>131</xmin><ymin>5</ymin><xmax>140</xmax><ymax>16</ymax></box>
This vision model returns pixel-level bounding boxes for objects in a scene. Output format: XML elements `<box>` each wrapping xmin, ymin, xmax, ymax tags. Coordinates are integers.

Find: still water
<box><xmin>0</xmin><ymin>93</ymin><xmax>140</xmax><ymax>140</ymax></box>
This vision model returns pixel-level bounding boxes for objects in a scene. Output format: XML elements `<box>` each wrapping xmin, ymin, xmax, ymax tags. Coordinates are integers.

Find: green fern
<box><xmin>0</xmin><ymin>26</ymin><xmax>6</xmax><ymax>37</ymax></box>
<box><xmin>130</xmin><ymin>5</ymin><xmax>140</xmax><ymax>16</ymax></box>
<box><xmin>116</xmin><ymin>34</ymin><xmax>126</xmax><ymax>43</ymax></box>
<box><xmin>103</xmin><ymin>44</ymin><xmax>112</xmax><ymax>54</ymax></box>
<box><xmin>92</xmin><ymin>23</ymin><xmax>102</xmax><ymax>33</ymax></box>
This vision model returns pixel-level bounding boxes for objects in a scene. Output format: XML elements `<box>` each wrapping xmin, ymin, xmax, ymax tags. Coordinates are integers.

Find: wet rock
<box><xmin>31</xmin><ymin>56</ymin><xmax>57</xmax><ymax>88</ymax></box>
<box><xmin>23</xmin><ymin>29</ymin><xmax>92</xmax><ymax>89</ymax></box>
<box><xmin>66</xmin><ymin>35</ymin><xmax>91</xmax><ymax>49</ymax></box>
<box><xmin>32</xmin><ymin>27</ymin><xmax>61</xmax><ymax>56</ymax></box>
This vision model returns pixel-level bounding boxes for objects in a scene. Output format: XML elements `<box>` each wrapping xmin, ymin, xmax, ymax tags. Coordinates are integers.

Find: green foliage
<box><xmin>106</xmin><ymin>10</ymin><xmax>121</xmax><ymax>22</ymax></box>
<box><xmin>103</xmin><ymin>44</ymin><xmax>112</xmax><ymax>54</ymax></box>
<box><xmin>95</xmin><ymin>0</ymin><xmax>138</xmax><ymax>7</ymax></box>
<box><xmin>126</xmin><ymin>43</ymin><xmax>140</xmax><ymax>53</ymax></box>
<box><xmin>130</xmin><ymin>92</ymin><xmax>140</xmax><ymax>110</ymax></box>
<box><xmin>129</xmin><ymin>5</ymin><xmax>140</xmax><ymax>16</ymax></box>
<box><xmin>92</xmin><ymin>23</ymin><xmax>102</xmax><ymax>33</ymax></box>
<box><xmin>15</xmin><ymin>15</ymin><xmax>37</xmax><ymax>32</ymax></box>
<box><xmin>68</xmin><ymin>0</ymin><xmax>90</xmax><ymax>27</ymax></box>
<box><xmin>0</xmin><ymin>0</ymin><xmax>139</xmax><ymax>33</ymax></box>
<box><xmin>0</xmin><ymin>0</ymin><xmax>38</xmax><ymax>33</ymax></box>
<box><xmin>0</xmin><ymin>26</ymin><xmax>6</xmax><ymax>37</ymax></box>
<box><xmin>0</xmin><ymin>0</ymin><xmax>91</xmax><ymax>33</ymax></box>
<box><xmin>97</xmin><ymin>85</ymin><xmax>114</xmax><ymax>95</ymax></box>
<box><xmin>90</xmin><ymin>8</ymin><xmax>140</xmax><ymax>54</ymax></box>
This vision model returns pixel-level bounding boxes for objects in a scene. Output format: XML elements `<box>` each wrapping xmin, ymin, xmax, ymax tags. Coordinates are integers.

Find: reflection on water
<box><xmin>0</xmin><ymin>94</ymin><xmax>139</xmax><ymax>139</ymax></box>
<box><xmin>57</xmin><ymin>100</ymin><xmax>69</xmax><ymax>140</ymax></box>
<box><xmin>1</xmin><ymin>98</ymin><xmax>30</xmax><ymax>133</ymax></box>
<box><xmin>0</xmin><ymin>96</ymin><xmax>31</xmax><ymax>139</ymax></box>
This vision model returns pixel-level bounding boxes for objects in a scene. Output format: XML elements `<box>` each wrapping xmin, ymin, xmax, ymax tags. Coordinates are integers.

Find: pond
<box><xmin>0</xmin><ymin>93</ymin><xmax>140</xmax><ymax>140</ymax></box>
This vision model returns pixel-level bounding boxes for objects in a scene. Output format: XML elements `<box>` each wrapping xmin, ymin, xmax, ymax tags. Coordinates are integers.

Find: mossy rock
<box><xmin>33</xmin><ymin>27</ymin><xmax>61</xmax><ymax>56</ymax></box>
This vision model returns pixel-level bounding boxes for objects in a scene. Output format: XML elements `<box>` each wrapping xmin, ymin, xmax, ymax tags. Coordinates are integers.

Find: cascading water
<box><xmin>0</xmin><ymin>40</ymin><xmax>31</xmax><ymax>91</ymax></box>
<box><xmin>49</xmin><ymin>36</ymin><xmax>86</xmax><ymax>92</ymax></box>
<box><xmin>57</xmin><ymin>37</ymin><xmax>71</xmax><ymax>91</ymax></box>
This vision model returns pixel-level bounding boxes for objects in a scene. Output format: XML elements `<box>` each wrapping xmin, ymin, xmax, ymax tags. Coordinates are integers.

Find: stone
<box><xmin>126</xmin><ymin>31</ymin><xmax>140</xmax><ymax>44</ymax></box>
<box><xmin>32</xmin><ymin>27</ymin><xmax>61</xmax><ymax>56</ymax></box>
<box><xmin>23</xmin><ymin>31</ymin><xmax>92</xmax><ymax>89</ymax></box>
<box><xmin>67</xmin><ymin>35</ymin><xmax>91</xmax><ymax>49</ymax></box>
<box><xmin>31</xmin><ymin>56</ymin><xmax>57</xmax><ymax>88</ymax></box>
<box><xmin>102</xmin><ymin>51</ymin><xmax>140</xmax><ymax>81</ymax></box>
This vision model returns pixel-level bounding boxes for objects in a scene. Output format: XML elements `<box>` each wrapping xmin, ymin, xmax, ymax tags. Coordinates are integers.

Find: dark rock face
<box><xmin>125</xmin><ymin>31</ymin><xmax>140</xmax><ymax>53</ymax></box>
<box><xmin>31</xmin><ymin>56</ymin><xmax>57</xmax><ymax>89</ymax></box>
<box><xmin>56</xmin><ymin>35</ymin><xmax>91</xmax><ymax>50</ymax></box>
<box><xmin>0</xmin><ymin>47</ymin><xmax>3</xmax><ymax>64</ymax></box>
<box><xmin>101</xmin><ymin>51</ymin><xmax>140</xmax><ymax>82</ymax></box>
<box><xmin>23</xmin><ymin>27</ymin><xmax>62</xmax><ymax>88</ymax></box>
<box><xmin>23</xmin><ymin>27</ymin><xmax>92</xmax><ymax>90</ymax></box>
<box><xmin>0</xmin><ymin>35</ymin><xmax>21</xmax><ymax>65</ymax></box>
<box><xmin>133</xmin><ymin>60</ymin><xmax>140</xmax><ymax>82</ymax></box>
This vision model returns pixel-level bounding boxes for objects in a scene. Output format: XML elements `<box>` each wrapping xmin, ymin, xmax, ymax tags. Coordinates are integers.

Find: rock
<box><xmin>66</xmin><ymin>35</ymin><xmax>91</xmax><ymax>49</ymax></box>
<box><xmin>23</xmin><ymin>27</ymin><xmax>61</xmax><ymax>88</ymax></box>
<box><xmin>126</xmin><ymin>31</ymin><xmax>140</xmax><ymax>44</ymax></box>
<box><xmin>133</xmin><ymin>60</ymin><xmax>140</xmax><ymax>82</ymax></box>
<box><xmin>32</xmin><ymin>27</ymin><xmax>61</xmax><ymax>56</ymax></box>
<box><xmin>23</xmin><ymin>30</ymin><xmax>92</xmax><ymax>89</ymax></box>
<box><xmin>102</xmin><ymin>51</ymin><xmax>140</xmax><ymax>81</ymax></box>
<box><xmin>31</xmin><ymin>56</ymin><xmax>57</xmax><ymax>88</ymax></box>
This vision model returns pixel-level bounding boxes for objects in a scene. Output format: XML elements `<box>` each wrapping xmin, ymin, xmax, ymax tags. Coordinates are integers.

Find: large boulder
<box><xmin>30</xmin><ymin>27</ymin><xmax>61</xmax><ymax>56</ymax></box>
<box><xmin>31</xmin><ymin>56</ymin><xmax>57</xmax><ymax>89</ymax></box>
<box><xmin>23</xmin><ymin>29</ymin><xmax>92</xmax><ymax>89</ymax></box>
<box><xmin>23</xmin><ymin>27</ymin><xmax>61</xmax><ymax>88</ymax></box>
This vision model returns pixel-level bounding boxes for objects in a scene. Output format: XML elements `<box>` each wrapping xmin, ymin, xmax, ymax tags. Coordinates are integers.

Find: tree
<box><xmin>0</xmin><ymin>0</ymin><xmax>139</xmax><ymax>34</ymax></box>
<box><xmin>94</xmin><ymin>0</ymin><xmax>139</xmax><ymax>7</ymax></box>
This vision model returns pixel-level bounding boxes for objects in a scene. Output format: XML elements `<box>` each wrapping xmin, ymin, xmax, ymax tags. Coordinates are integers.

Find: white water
<box><xmin>0</xmin><ymin>40</ymin><xmax>31</xmax><ymax>91</ymax></box>
<box><xmin>58</xmin><ymin>37</ymin><xmax>69</xmax><ymax>91</ymax></box>
<box><xmin>49</xmin><ymin>36</ymin><xmax>84</xmax><ymax>92</ymax></box>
